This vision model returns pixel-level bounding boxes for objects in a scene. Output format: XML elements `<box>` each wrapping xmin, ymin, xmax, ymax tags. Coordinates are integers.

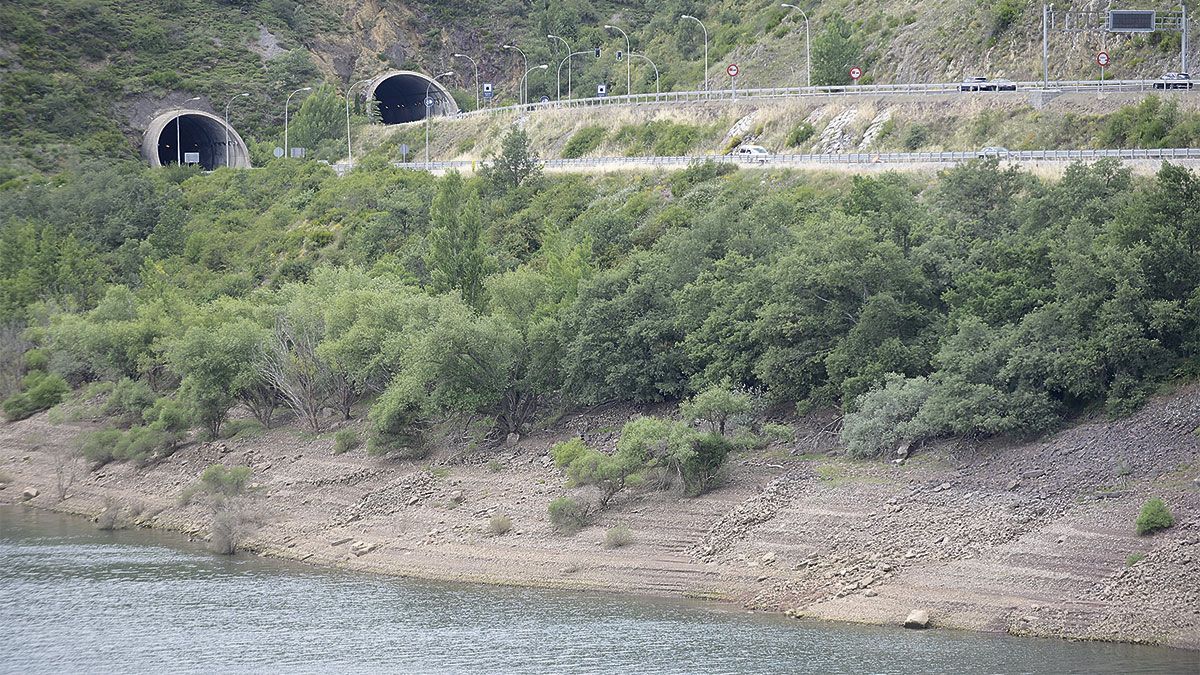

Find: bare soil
<box><xmin>2</xmin><ymin>389</ymin><xmax>1198</xmax><ymax>649</ymax></box>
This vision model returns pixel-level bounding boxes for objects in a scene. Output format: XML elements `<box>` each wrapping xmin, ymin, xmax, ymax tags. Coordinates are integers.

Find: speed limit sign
<box><xmin>727</xmin><ymin>63</ymin><xmax>740</xmax><ymax>77</ymax></box>
<box><xmin>849</xmin><ymin>66</ymin><xmax>863</xmax><ymax>82</ymax></box>
<box><xmin>1096</xmin><ymin>51</ymin><xmax>1110</xmax><ymax>67</ymax></box>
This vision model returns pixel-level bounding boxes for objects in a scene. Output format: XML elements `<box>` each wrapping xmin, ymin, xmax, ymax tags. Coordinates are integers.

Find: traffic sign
<box><xmin>597</xmin><ymin>83</ymin><xmax>608</xmax><ymax>97</ymax></box>
<box><xmin>1096</xmin><ymin>51</ymin><xmax>1111</xmax><ymax>67</ymax></box>
<box><xmin>540</xmin><ymin>95</ymin><xmax>550</xmax><ymax>103</ymax></box>
<box><xmin>727</xmin><ymin>63</ymin><xmax>740</xmax><ymax>77</ymax></box>
<box><xmin>482</xmin><ymin>82</ymin><xmax>494</xmax><ymax>100</ymax></box>
<box><xmin>616</xmin><ymin>50</ymin><xmax>624</xmax><ymax>62</ymax></box>
<box><xmin>849</xmin><ymin>66</ymin><xmax>863</xmax><ymax>81</ymax></box>
<box><xmin>273</xmin><ymin>147</ymin><xmax>284</xmax><ymax>158</ymax></box>
<box><xmin>424</xmin><ymin>96</ymin><xmax>434</xmax><ymax>108</ymax></box>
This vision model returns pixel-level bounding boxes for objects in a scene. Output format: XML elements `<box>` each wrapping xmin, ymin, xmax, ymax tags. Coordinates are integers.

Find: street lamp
<box><xmin>681</xmin><ymin>15</ymin><xmax>709</xmax><ymax>92</ymax></box>
<box><xmin>558</xmin><ymin>49</ymin><xmax>598</xmax><ymax>102</ymax></box>
<box><xmin>224</xmin><ymin>93</ymin><xmax>249</xmax><ymax>168</ymax></box>
<box><xmin>425</xmin><ymin>71</ymin><xmax>455</xmax><ymax>164</ymax></box>
<box><xmin>502</xmin><ymin>44</ymin><xmax>529</xmax><ymax>104</ymax></box>
<box><xmin>284</xmin><ymin>86</ymin><xmax>312</xmax><ymax>160</ymax></box>
<box><xmin>631</xmin><ymin>53</ymin><xmax>660</xmax><ymax>99</ymax></box>
<box><xmin>548</xmin><ymin>34</ymin><xmax>572</xmax><ymax>101</ymax></box>
<box><xmin>522</xmin><ymin>64</ymin><xmax>549</xmax><ymax>105</ymax></box>
<box><xmin>177</xmin><ymin>96</ymin><xmax>201</xmax><ymax>166</ymax></box>
<box><xmin>345</xmin><ymin>78</ymin><xmax>372</xmax><ymax>171</ymax></box>
<box><xmin>604</xmin><ymin>24</ymin><xmax>632</xmax><ymax>96</ymax></box>
<box><xmin>781</xmin><ymin>4</ymin><xmax>812</xmax><ymax>88</ymax></box>
<box><xmin>452</xmin><ymin>53</ymin><xmax>480</xmax><ymax>109</ymax></box>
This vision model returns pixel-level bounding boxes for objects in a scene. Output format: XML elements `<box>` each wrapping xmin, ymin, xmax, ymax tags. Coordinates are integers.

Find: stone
<box><xmin>350</xmin><ymin>541</ymin><xmax>376</xmax><ymax>556</ymax></box>
<box><xmin>903</xmin><ymin>609</ymin><xmax>932</xmax><ymax>629</ymax></box>
<box><xmin>406</xmin><ymin>496</ymin><xmax>420</xmax><ymax>506</ymax></box>
<box><xmin>864</xmin><ymin>589</ymin><xmax>878</xmax><ymax>597</ymax></box>
<box><xmin>328</xmin><ymin>537</ymin><xmax>353</xmax><ymax>547</ymax></box>
<box><xmin>761</xmin><ymin>551</ymin><xmax>777</xmax><ymax>564</ymax></box>
<box><xmin>20</xmin><ymin>487</ymin><xmax>38</xmax><ymax>501</ymax></box>
<box><xmin>449</xmin><ymin>490</ymin><xmax>466</xmax><ymax>504</ymax></box>
<box><xmin>1006</xmin><ymin>479</ymin><xmax>1020</xmax><ymax>491</ymax></box>
<box><xmin>896</xmin><ymin>442</ymin><xmax>911</xmax><ymax>458</ymax></box>
<box><xmin>505</xmin><ymin>432</ymin><xmax>521</xmax><ymax>446</ymax></box>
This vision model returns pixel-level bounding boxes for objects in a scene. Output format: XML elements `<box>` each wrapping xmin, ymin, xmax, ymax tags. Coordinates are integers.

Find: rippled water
<box><xmin>0</xmin><ymin>507</ymin><xmax>1195</xmax><ymax>674</ymax></box>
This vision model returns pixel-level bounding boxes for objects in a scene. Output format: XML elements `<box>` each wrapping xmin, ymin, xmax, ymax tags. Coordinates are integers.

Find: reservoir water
<box><xmin>0</xmin><ymin>507</ymin><xmax>1194</xmax><ymax>674</ymax></box>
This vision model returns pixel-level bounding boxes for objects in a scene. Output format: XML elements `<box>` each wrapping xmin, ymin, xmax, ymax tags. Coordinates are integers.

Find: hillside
<box><xmin>4</xmin><ymin>0</ymin><xmax>1200</xmax><ymax>173</ymax></box>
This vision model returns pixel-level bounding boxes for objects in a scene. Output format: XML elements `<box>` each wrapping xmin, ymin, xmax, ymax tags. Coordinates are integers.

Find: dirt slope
<box><xmin>1</xmin><ymin>389</ymin><xmax>1197</xmax><ymax>649</ymax></box>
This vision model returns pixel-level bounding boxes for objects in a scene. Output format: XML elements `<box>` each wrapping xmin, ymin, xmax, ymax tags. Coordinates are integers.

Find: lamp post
<box><xmin>177</xmin><ymin>96</ymin><xmax>201</xmax><ymax>166</ymax></box>
<box><xmin>425</xmin><ymin>71</ymin><xmax>455</xmax><ymax>164</ymax></box>
<box><xmin>558</xmin><ymin>50</ymin><xmax>596</xmax><ymax>102</ymax></box>
<box><xmin>604</xmin><ymin>24</ymin><xmax>632</xmax><ymax>96</ymax></box>
<box><xmin>502</xmin><ymin>44</ymin><xmax>529</xmax><ymax>104</ymax></box>
<box><xmin>781</xmin><ymin>4</ymin><xmax>812</xmax><ymax>88</ymax></box>
<box><xmin>284</xmin><ymin>86</ymin><xmax>312</xmax><ymax>160</ymax></box>
<box><xmin>631</xmin><ymin>53</ymin><xmax>660</xmax><ymax>99</ymax></box>
<box><xmin>345</xmin><ymin>78</ymin><xmax>372</xmax><ymax>171</ymax></box>
<box><xmin>522</xmin><ymin>64</ymin><xmax>549</xmax><ymax>105</ymax></box>
<box><xmin>224</xmin><ymin>93</ymin><xmax>248</xmax><ymax>168</ymax></box>
<box><xmin>548</xmin><ymin>34</ymin><xmax>571</xmax><ymax>101</ymax></box>
<box><xmin>452</xmin><ymin>53</ymin><xmax>480</xmax><ymax>109</ymax></box>
<box><xmin>681</xmin><ymin>15</ymin><xmax>709</xmax><ymax>92</ymax></box>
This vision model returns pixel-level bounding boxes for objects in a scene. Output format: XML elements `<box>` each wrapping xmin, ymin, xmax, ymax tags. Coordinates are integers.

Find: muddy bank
<box><xmin>1</xmin><ymin>391</ymin><xmax>1198</xmax><ymax>650</ymax></box>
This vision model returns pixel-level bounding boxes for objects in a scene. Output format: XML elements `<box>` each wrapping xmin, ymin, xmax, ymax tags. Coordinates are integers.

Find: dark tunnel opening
<box><xmin>156</xmin><ymin>114</ymin><xmax>228</xmax><ymax>170</ymax></box>
<box><xmin>373</xmin><ymin>73</ymin><xmax>455</xmax><ymax>124</ymax></box>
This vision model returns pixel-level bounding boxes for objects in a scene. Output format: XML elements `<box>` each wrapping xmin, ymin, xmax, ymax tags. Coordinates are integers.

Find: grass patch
<box><xmin>548</xmin><ymin>496</ymin><xmax>589</xmax><ymax>534</ymax></box>
<box><xmin>488</xmin><ymin>514</ymin><xmax>512</xmax><ymax>536</ymax></box>
<box><xmin>333</xmin><ymin>429</ymin><xmax>361</xmax><ymax>455</ymax></box>
<box><xmin>1126</xmin><ymin>552</ymin><xmax>1147</xmax><ymax>566</ymax></box>
<box><xmin>605</xmin><ymin>523</ymin><xmax>635</xmax><ymax>548</ymax></box>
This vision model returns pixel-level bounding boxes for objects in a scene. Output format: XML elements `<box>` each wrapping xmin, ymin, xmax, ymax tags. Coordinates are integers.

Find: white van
<box><xmin>734</xmin><ymin>144</ymin><xmax>771</xmax><ymax>162</ymax></box>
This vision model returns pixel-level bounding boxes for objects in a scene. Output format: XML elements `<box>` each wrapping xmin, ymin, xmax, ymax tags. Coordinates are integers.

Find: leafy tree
<box><xmin>287</xmin><ymin>84</ymin><xmax>343</xmax><ymax>154</ymax></box>
<box><xmin>810</xmin><ymin>17</ymin><xmax>861</xmax><ymax>86</ymax></box>
<box><xmin>426</xmin><ymin>173</ymin><xmax>490</xmax><ymax>309</ymax></box>
<box><xmin>680</xmin><ymin>385</ymin><xmax>752</xmax><ymax>435</ymax></box>
<box><xmin>484</xmin><ymin>127</ymin><xmax>542</xmax><ymax>192</ymax></box>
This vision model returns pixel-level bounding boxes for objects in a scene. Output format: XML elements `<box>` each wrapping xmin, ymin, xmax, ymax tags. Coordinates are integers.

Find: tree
<box><xmin>810</xmin><ymin>17</ymin><xmax>861</xmax><ymax>86</ymax></box>
<box><xmin>680</xmin><ymin>385</ymin><xmax>752</xmax><ymax>436</ymax></box>
<box><xmin>288</xmin><ymin>84</ymin><xmax>343</xmax><ymax>153</ymax></box>
<box><xmin>261</xmin><ymin>312</ymin><xmax>334</xmax><ymax>433</ymax></box>
<box><xmin>484</xmin><ymin>127</ymin><xmax>542</xmax><ymax>192</ymax></box>
<box><xmin>426</xmin><ymin>173</ymin><xmax>491</xmax><ymax>310</ymax></box>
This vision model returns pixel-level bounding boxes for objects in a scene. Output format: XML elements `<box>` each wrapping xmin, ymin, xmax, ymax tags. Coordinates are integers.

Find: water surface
<box><xmin>0</xmin><ymin>507</ymin><xmax>1194</xmax><ymax>674</ymax></box>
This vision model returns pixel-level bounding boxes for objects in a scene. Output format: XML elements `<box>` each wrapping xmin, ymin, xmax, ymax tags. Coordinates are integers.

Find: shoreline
<box><xmin>2</xmin><ymin>395</ymin><xmax>1198</xmax><ymax>651</ymax></box>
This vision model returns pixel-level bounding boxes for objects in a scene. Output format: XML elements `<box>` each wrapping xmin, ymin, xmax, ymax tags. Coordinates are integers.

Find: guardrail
<box><xmin>457</xmin><ymin>79</ymin><xmax>1192</xmax><ymax>119</ymax></box>
<box><xmin>393</xmin><ymin>148</ymin><xmax>1200</xmax><ymax>173</ymax></box>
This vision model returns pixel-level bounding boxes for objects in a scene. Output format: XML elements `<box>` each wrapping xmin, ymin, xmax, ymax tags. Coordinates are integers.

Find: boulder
<box><xmin>449</xmin><ymin>490</ymin><xmax>466</xmax><ymax>504</ymax></box>
<box><xmin>903</xmin><ymin>609</ymin><xmax>932</xmax><ymax>629</ymax></box>
<box><xmin>350</xmin><ymin>541</ymin><xmax>377</xmax><ymax>556</ymax></box>
<box><xmin>505</xmin><ymin>432</ymin><xmax>521</xmax><ymax>446</ymax></box>
<box><xmin>20</xmin><ymin>487</ymin><xmax>39</xmax><ymax>501</ymax></box>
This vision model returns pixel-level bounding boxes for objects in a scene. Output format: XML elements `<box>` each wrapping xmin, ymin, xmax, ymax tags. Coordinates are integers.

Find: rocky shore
<box><xmin>2</xmin><ymin>389</ymin><xmax>1198</xmax><ymax>650</ymax></box>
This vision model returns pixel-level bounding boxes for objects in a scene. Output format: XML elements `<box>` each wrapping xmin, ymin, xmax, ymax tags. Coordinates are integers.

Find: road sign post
<box><xmin>482</xmin><ymin>83</ymin><xmax>494</xmax><ymax>104</ymax></box>
<box><xmin>399</xmin><ymin>143</ymin><xmax>409</xmax><ymax>163</ymax></box>
<box><xmin>849</xmin><ymin>66</ymin><xmax>863</xmax><ymax>84</ymax></box>
<box><xmin>727</xmin><ymin>63</ymin><xmax>739</xmax><ymax>98</ymax></box>
<box><xmin>1096</xmin><ymin>51</ymin><xmax>1110</xmax><ymax>97</ymax></box>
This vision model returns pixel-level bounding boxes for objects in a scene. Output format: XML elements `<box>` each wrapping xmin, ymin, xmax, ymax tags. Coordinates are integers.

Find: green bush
<box><xmin>1136</xmin><ymin>498</ymin><xmax>1174</xmax><ymax>535</ymax></box>
<box><xmin>551</xmin><ymin>437</ymin><xmax>588</xmax><ymax>468</ymax></box>
<box><xmin>548</xmin><ymin>496</ymin><xmax>589</xmax><ymax>534</ymax></box>
<box><xmin>102</xmin><ymin>377</ymin><xmax>157</xmax><ymax>422</ymax></box>
<box><xmin>200</xmin><ymin>464</ymin><xmax>253</xmax><ymax>497</ymax></box>
<box><xmin>680</xmin><ymin>385</ymin><xmax>752</xmax><ymax>435</ymax></box>
<box><xmin>367</xmin><ymin>383</ymin><xmax>428</xmax><ymax>458</ymax></box>
<box><xmin>604</xmin><ymin>523</ymin><xmax>634</xmax><ymax>548</ymax></box>
<box><xmin>145</xmin><ymin>397</ymin><xmax>192</xmax><ymax>433</ymax></box>
<box><xmin>901</xmin><ymin>124</ymin><xmax>930</xmax><ymax>151</ymax></box>
<box><xmin>762</xmin><ymin>423</ymin><xmax>795</xmax><ymax>444</ymax></box>
<box><xmin>79</xmin><ymin>428</ymin><xmax>124</xmax><ymax>466</ymax></box>
<box><xmin>333</xmin><ymin>429</ymin><xmax>361</xmax><ymax>455</ymax></box>
<box><xmin>786</xmin><ymin>122</ymin><xmax>816</xmax><ymax>147</ymax></box>
<box><xmin>24</xmin><ymin>348</ymin><xmax>50</xmax><ymax>372</ymax></box>
<box><xmin>562</xmin><ymin>126</ymin><xmax>607</xmax><ymax>158</ymax></box>
<box><xmin>3</xmin><ymin>371</ymin><xmax>70</xmax><ymax>421</ymax></box>
<box><xmin>669</xmin><ymin>160</ymin><xmax>737</xmax><ymax>196</ymax></box>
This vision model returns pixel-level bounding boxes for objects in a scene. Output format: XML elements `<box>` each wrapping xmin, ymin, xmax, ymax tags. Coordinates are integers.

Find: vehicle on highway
<box><xmin>977</xmin><ymin>146</ymin><xmax>1010</xmax><ymax>158</ymax></box>
<box><xmin>960</xmin><ymin>76</ymin><xmax>1017</xmax><ymax>92</ymax></box>
<box><xmin>1154</xmin><ymin>72</ymin><xmax>1194</xmax><ymax>90</ymax></box>
<box><xmin>733</xmin><ymin>144</ymin><xmax>771</xmax><ymax>162</ymax></box>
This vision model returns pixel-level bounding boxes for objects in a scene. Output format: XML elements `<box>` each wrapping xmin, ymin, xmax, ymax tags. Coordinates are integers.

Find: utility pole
<box><xmin>285</xmin><ymin>87</ymin><xmax>312</xmax><ymax>160</ymax></box>
<box><xmin>1043</xmin><ymin>3</ymin><xmax>1050</xmax><ymax>87</ymax></box>
<box><xmin>224</xmin><ymin>92</ymin><xmax>248</xmax><ymax>168</ymax></box>
<box><xmin>344</xmin><ymin>78</ymin><xmax>371</xmax><ymax>171</ymax></box>
<box><xmin>453</xmin><ymin>53</ymin><xmax>480</xmax><ymax>110</ymax></box>
<box><xmin>681</xmin><ymin>15</ymin><xmax>710</xmax><ymax>92</ymax></box>
<box><xmin>605</xmin><ymin>24</ymin><xmax>632</xmax><ymax>96</ymax></box>
<box><xmin>425</xmin><ymin>72</ymin><xmax>454</xmax><ymax>164</ymax></box>
<box><xmin>177</xmin><ymin>96</ymin><xmax>200</xmax><ymax>166</ymax></box>
<box><xmin>781</xmin><ymin>4</ymin><xmax>812</xmax><ymax>88</ymax></box>
<box><xmin>502</xmin><ymin>44</ymin><xmax>528</xmax><ymax>104</ymax></box>
<box><xmin>548</xmin><ymin>34</ymin><xmax>572</xmax><ymax>101</ymax></box>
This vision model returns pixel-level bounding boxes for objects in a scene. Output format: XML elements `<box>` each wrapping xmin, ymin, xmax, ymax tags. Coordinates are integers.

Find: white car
<box><xmin>734</xmin><ymin>145</ymin><xmax>771</xmax><ymax>161</ymax></box>
<box><xmin>977</xmin><ymin>146</ymin><xmax>1010</xmax><ymax>158</ymax></box>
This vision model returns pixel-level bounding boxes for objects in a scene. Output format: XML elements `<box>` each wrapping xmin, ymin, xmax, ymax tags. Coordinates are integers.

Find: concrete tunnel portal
<box><xmin>142</xmin><ymin>109</ymin><xmax>251</xmax><ymax>170</ymax></box>
<box><xmin>366</xmin><ymin>70</ymin><xmax>460</xmax><ymax>124</ymax></box>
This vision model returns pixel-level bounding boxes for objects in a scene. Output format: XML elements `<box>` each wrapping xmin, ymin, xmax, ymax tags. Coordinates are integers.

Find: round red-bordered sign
<box><xmin>727</xmin><ymin>63</ymin><xmax>740</xmax><ymax>77</ymax></box>
<box><xmin>1096</xmin><ymin>51</ymin><xmax>1110</xmax><ymax>67</ymax></box>
<box><xmin>849</xmin><ymin>66</ymin><xmax>863</xmax><ymax>81</ymax></box>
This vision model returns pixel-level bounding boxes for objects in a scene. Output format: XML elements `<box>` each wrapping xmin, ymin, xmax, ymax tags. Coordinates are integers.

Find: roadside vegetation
<box><xmin>2</xmin><ymin>130</ymin><xmax>1200</xmax><ymax>490</ymax></box>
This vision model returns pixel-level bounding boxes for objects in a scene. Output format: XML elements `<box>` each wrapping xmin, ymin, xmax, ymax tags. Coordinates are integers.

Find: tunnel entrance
<box><xmin>366</xmin><ymin>70</ymin><xmax>460</xmax><ymax>124</ymax></box>
<box><xmin>141</xmin><ymin>110</ymin><xmax>251</xmax><ymax>170</ymax></box>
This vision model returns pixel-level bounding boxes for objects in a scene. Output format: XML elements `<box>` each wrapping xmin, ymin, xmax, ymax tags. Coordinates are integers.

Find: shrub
<box><xmin>3</xmin><ymin>371</ymin><xmax>70</xmax><ymax>421</ymax></box>
<box><xmin>79</xmin><ymin>428</ymin><xmax>124</xmax><ymax>466</ymax></box>
<box><xmin>548</xmin><ymin>496</ymin><xmax>589</xmax><ymax>534</ymax></box>
<box><xmin>488</xmin><ymin>514</ymin><xmax>513</xmax><ymax>535</ymax></box>
<box><xmin>562</xmin><ymin>126</ymin><xmax>607</xmax><ymax>158</ymax></box>
<box><xmin>24</xmin><ymin>348</ymin><xmax>50</xmax><ymax>372</ymax></box>
<box><xmin>145</xmin><ymin>397</ymin><xmax>191</xmax><ymax>433</ymax></box>
<box><xmin>786</xmin><ymin>122</ymin><xmax>816</xmax><ymax>147</ymax></box>
<box><xmin>200</xmin><ymin>464</ymin><xmax>253</xmax><ymax>497</ymax></box>
<box><xmin>333</xmin><ymin>429</ymin><xmax>361</xmax><ymax>455</ymax></box>
<box><xmin>605</xmin><ymin>523</ymin><xmax>634</xmax><ymax>548</ymax></box>
<box><xmin>669</xmin><ymin>160</ymin><xmax>737</xmax><ymax>196</ymax></box>
<box><xmin>367</xmin><ymin>382</ymin><xmax>428</xmax><ymax>458</ymax></box>
<box><xmin>762</xmin><ymin>423</ymin><xmax>795</xmax><ymax>444</ymax></box>
<box><xmin>901</xmin><ymin>124</ymin><xmax>930</xmax><ymax>151</ymax></box>
<box><xmin>1126</xmin><ymin>552</ymin><xmax>1147</xmax><ymax>566</ymax></box>
<box><xmin>551</xmin><ymin>437</ymin><xmax>588</xmax><ymax>468</ymax></box>
<box><xmin>1136</xmin><ymin>498</ymin><xmax>1174</xmax><ymax>535</ymax></box>
<box><xmin>681</xmin><ymin>385</ymin><xmax>753</xmax><ymax>436</ymax></box>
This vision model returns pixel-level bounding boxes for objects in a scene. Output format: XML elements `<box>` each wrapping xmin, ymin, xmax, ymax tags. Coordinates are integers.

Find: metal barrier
<box><xmin>393</xmin><ymin>148</ymin><xmax>1200</xmax><ymax>173</ymax></box>
<box><xmin>455</xmin><ymin>79</ymin><xmax>1186</xmax><ymax>119</ymax></box>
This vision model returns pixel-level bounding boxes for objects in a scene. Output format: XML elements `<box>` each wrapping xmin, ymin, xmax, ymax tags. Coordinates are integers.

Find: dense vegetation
<box><xmin>3</xmin><ymin>129</ymin><xmax>1200</xmax><ymax>465</ymax></box>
